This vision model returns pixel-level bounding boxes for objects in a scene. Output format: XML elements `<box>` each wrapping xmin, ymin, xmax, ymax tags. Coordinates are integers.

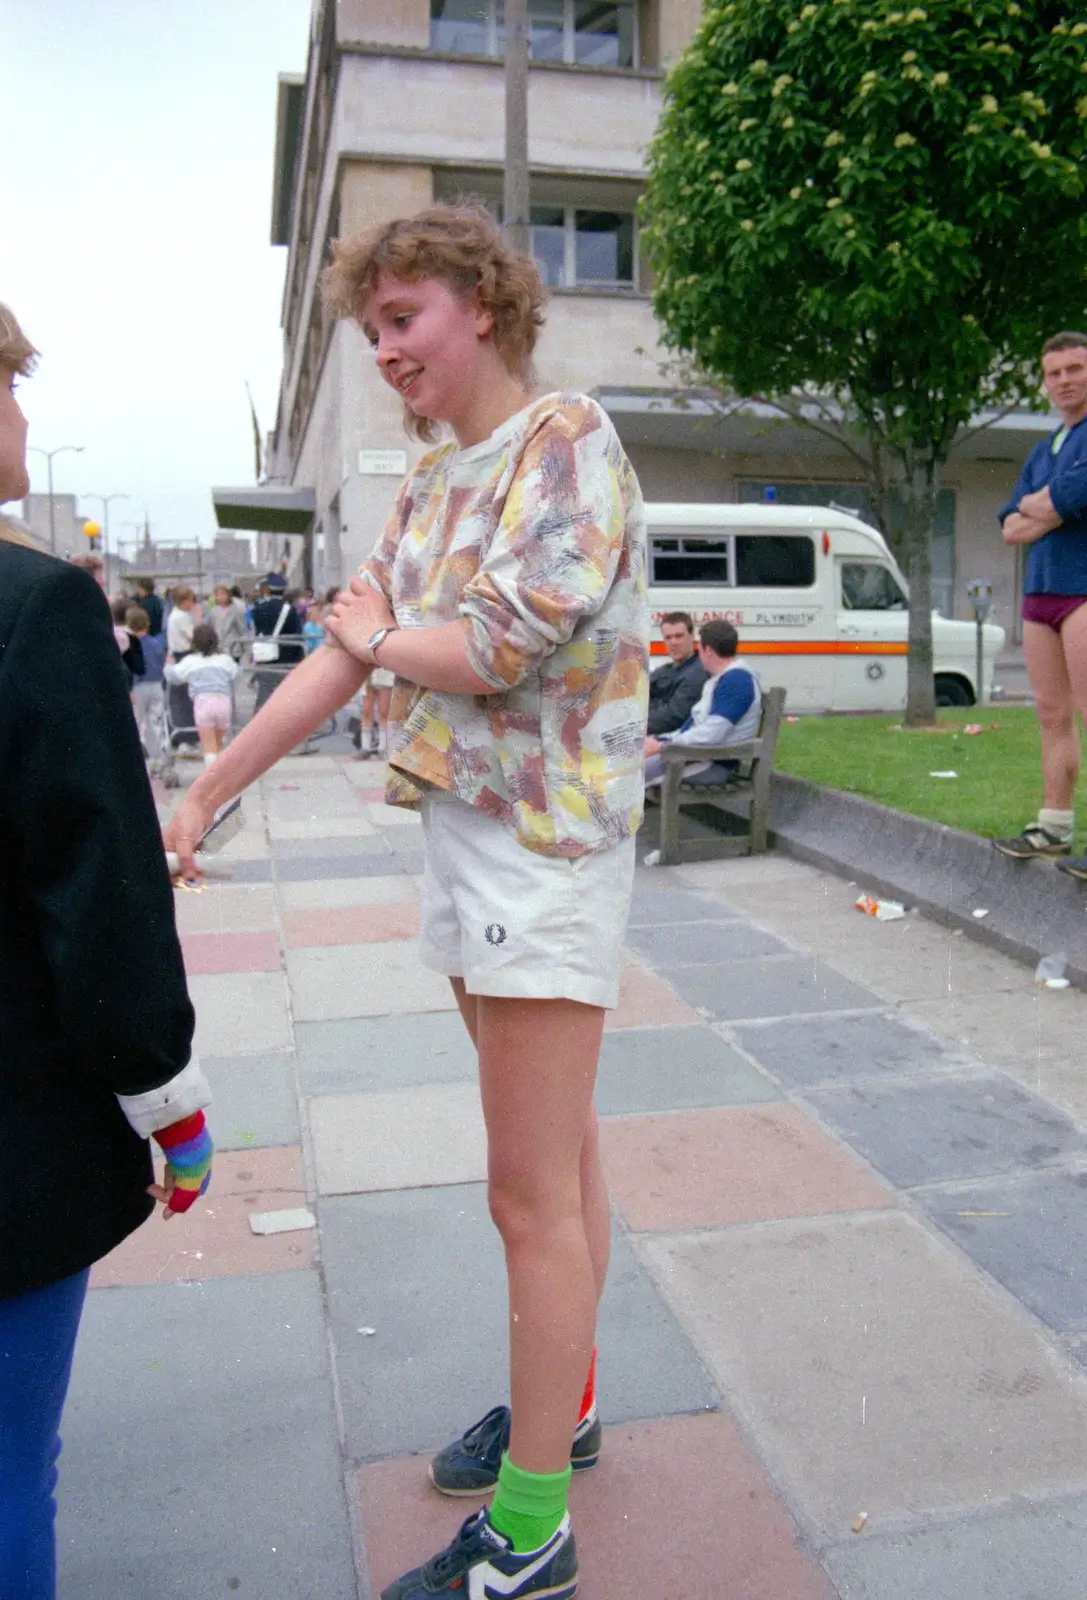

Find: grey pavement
<box><xmin>58</xmin><ymin>758</ymin><xmax>1087</xmax><ymax>1598</ymax></box>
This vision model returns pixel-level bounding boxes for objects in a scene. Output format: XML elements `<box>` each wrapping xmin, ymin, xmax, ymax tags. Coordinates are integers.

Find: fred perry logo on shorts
<box><xmin>484</xmin><ymin>923</ymin><xmax>507</xmax><ymax>947</ymax></box>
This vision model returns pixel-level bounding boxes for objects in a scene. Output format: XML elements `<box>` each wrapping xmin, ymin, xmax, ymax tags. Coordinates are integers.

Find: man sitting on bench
<box><xmin>643</xmin><ymin>620</ymin><xmax>761</xmax><ymax>790</ymax></box>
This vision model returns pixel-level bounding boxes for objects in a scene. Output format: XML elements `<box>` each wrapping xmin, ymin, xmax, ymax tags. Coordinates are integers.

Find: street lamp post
<box><xmin>82</xmin><ymin>492</ymin><xmax>130</xmax><ymax>589</ymax></box>
<box><xmin>28</xmin><ymin>444</ymin><xmax>84</xmax><ymax>555</ymax></box>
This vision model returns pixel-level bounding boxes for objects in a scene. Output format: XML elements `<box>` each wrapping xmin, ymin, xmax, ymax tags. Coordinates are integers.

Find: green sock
<box><xmin>489</xmin><ymin>1452</ymin><xmax>571</xmax><ymax>1554</ymax></box>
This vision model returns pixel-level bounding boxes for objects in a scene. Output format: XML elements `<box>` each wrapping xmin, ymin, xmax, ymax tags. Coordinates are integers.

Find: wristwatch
<box><xmin>366</xmin><ymin>625</ymin><xmax>397</xmax><ymax>661</ymax></box>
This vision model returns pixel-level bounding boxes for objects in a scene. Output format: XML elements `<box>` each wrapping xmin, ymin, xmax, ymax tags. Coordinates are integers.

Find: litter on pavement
<box><xmin>248</xmin><ymin>1208</ymin><xmax>317</xmax><ymax>1236</ymax></box>
<box><xmin>855</xmin><ymin>894</ymin><xmax>907</xmax><ymax>921</ymax></box>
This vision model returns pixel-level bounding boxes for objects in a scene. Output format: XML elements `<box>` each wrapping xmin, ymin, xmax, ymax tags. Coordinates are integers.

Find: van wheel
<box><xmin>934</xmin><ymin>674</ymin><xmax>974</xmax><ymax>707</ymax></box>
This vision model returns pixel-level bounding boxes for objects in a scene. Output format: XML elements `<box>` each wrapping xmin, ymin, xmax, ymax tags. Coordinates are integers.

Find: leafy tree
<box><xmin>641</xmin><ymin>0</ymin><xmax>1087</xmax><ymax>723</ymax></box>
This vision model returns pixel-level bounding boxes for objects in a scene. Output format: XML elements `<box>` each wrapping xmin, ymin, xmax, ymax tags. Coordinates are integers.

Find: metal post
<box><xmin>504</xmin><ymin>0</ymin><xmax>529</xmax><ymax>255</ymax></box>
<box><xmin>965</xmin><ymin>579</ymin><xmax>993</xmax><ymax>707</ymax></box>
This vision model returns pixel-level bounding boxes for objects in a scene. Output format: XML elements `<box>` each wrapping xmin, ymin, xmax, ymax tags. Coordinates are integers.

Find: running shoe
<box><xmin>429</xmin><ymin>1404</ymin><xmax>601</xmax><ymax>1497</ymax></box>
<box><xmin>1055</xmin><ymin>856</ymin><xmax>1087</xmax><ymax>882</ymax></box>
<box><xmin>992</xmin><ymin>825</ymin><xmax>1072</xmax><ymax>860</ymax></box>
<box><xmin>380</xmin><ymin>1508</ymin><xmax>578</xmax><ymax>1600</ymax></box>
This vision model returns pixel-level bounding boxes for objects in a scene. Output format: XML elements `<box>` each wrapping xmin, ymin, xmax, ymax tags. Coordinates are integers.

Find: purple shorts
<box><xmin>1022</xmin><ymin>595</ymin><xmax>1087</xmax><ymax>632</ymax></box>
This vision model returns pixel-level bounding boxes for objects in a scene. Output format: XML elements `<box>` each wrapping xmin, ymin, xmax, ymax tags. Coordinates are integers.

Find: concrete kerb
<box><xmin>717</xmin><ymin>773</ymin><xmax>1087</xmax><ymax>988</ymax></box>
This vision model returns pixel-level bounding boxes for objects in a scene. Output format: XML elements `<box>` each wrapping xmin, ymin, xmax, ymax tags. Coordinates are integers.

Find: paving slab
<box><xmin>171</xmin><ymin>882</ymin><xmax>278</xmax><ymax>935</ymax></box>
<box><xmin>202</xmin><ymin>1050</ymin><xmax>300</xmax><ymax>1147</ymax></box>
<box><xmin>734</xmin><ymin>1011</ymin><xmax>969</xmax><ymax>1090</ymax></box>
<box><xmin>284</xmin><ymin>901</ymin><xmax>420</xmax><ymax>947</ymax></box>
<box><xmin>180</xmin><ymin>929</ymin><xmax>282</xmax><ymax>975</ymax></box>
<box><xmin>286</xmin><ymin>941</ymin><xmax>457</xmax><ymax>1021</ymax></box>
<box><xmin>805</xmin><ymin>1072</ymin><xmax>1087</xmax><ymax>1189</ymax></box>
<box><xmin>320</xmin><ymin>1183</ymin><xmax>718</xmax><ymax>1462</ymax></box>
<box><xmin>269</xmin><ymin>814</ymin><xmax>377</xmax><ymax>841</ymax></box>
<box><xmin>637</xmin><ymin>1211</ymin><xmax>1087</xmax><ymax>1537</ymax></box>
<box><xmin>187</xmin><ymin>968</ymin><xmax>292</xmax><ymax>1056</ymax></box>
<box><xmin>264</xmin><ymin>780</ymin><xmax>364</xmax><ymax>823</ymax></box>
<box><xmin>274</xmin><ymin>851</ymin><xmax>401</xmax><ymax>880</ymax></box>
<box><xmin>358</xmin><ymin>1413</ymin><xmax>836</xmax><ymax>1600</ymax></box>
<box><xmin>90</xmin><ymin>1147</ymin><xmax>312</xmax><ymax>1286</ymax></box>
<box><xmin>919</xmin><ymin>1166</ymin><xmax>1087</xmax><ymax>1335</ymax></box>
<box><xmin>296</xmin><ymin>1011</ymin><xmax>478</xmax><ymax>1096</ymax></box>
<box><xmin>271</xmin><ymin>831</ymin><xmax>396</xmax><ymax>857</ymax></box>
<box><xmin>627</xmin><ymin>917</ymin><xmax>793</xmax><ymax>966</ymax></box>
<box><xmin>362</xmin><ymin>803</ymin><xmax>423</xmax><ymax>827</ymax></box>
<box><xmin>595</xmin><ymin>1023</ymin><xmax>780</xmax><ymax>1115</ymax></box>
<box><xmin>822</xmin><ymin>1493</ymin><xmax>1087</xmax><ymax>1600</ymax></box>
<box><xmin>58</xmin><ymin>1274</ymin><xmax>357</xmax><ymax>1599</ymax></box>
<box><xmin>217</xmin><ymin>856</ymin><xmax>273</xmax><ymax>883</ymax></box>
<box><xmin>665</xmin><ymin>954</ymin><xmax>882</xmax><ymax>1021</ymax></box>
<box><xmin>627</xmin><ymin>886</ymin><xmax>744</xmax><ymax>924</ymax></box>
<box><xmin>605</xmin><ymin>960</ymin><xmax>701</xmax><ymax>1030</ymax></box>
<box><xmin>277</xmin><ymin>873</ymin><xmax>420</xmax><ymax>910</ymax></box>
<box><xmin>309</xmin><ymin>1081</ymin><xmax>488</xmax><ymax>1194</ymax></box>
<box><xmin>601</xmin><ymin>1103</ymin><xmax>893</xmax><ymax>1232</ymax></box>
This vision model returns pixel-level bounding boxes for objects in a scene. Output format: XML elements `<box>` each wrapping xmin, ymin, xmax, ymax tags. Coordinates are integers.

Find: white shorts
<box><xmin>367</xmin><ymin>667</ymin><xmax>395</xmax><ymax>690</ymax></box>
<box><xmin>419</xmin><ymin>792</ymin><xmax>635</xmax><ymax>1009</ymax></box>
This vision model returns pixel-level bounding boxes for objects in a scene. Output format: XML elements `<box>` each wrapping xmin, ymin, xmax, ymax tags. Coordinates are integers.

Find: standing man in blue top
<box><xmin>643</xmin><ymin>619</ymin><xmax>760</xmax><ymax>788</ymax></box>
<box><xmin>993</xmin><ymin>332</ymin><xmax>1087</xmax><ymax>871</ymax></box>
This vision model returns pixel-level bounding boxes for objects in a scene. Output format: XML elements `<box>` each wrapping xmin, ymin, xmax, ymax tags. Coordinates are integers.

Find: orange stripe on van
<box><xmin>649</xmin><ymin>640</ymin><xmax>910</xmax><ymax>657</ymax></box>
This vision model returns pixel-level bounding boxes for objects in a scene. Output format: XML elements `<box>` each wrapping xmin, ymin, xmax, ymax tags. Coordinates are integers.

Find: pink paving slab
<box><xmin>600</xmin><ymin>1102</ymin><xmax>894</xmax><ymax>1232</ymax></box>
<box><xmin>90</xmin><ymin>1146</ymin><xmax>313</xmax><ymax>1287</ymax></box>
<box><xmin>604</xmin><ymin>960</ymin><xmax>701</xmax><ymax>1030</ymax></box>
<box><xmin>357</xmin><ymin>1412</ymin><xmax>837</xmax><ymax>1600</ymax></box>
<box><xmin>283</xmin><ymin>903</ymin><xmax>421</xmax><ymax>947</ymax></box>
<box><xmin>179</xmin><ymin>929</ymin><xmax>282</xmax><ymax>975</ymax></box>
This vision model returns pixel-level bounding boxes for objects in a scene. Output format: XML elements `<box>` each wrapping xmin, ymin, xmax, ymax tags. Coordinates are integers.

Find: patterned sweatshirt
<box><xmin>360</xmin><ymin>393</ymin><xmax>649</xmax><ymax>857</ymax></box>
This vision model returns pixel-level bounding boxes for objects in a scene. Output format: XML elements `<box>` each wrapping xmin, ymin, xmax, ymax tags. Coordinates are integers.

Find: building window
<box><xmin>430</xmin><ymin>1</ymin><xmax>637</xmax><ymax>68</ymax></box>
<box><xmin>531</xmin><ymin>206</ymin><xmax>636</xmax><ymax>288</ymax></box>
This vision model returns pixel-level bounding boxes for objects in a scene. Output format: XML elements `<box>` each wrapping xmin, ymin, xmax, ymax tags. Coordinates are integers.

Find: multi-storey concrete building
<box><xmin>221</xmin><ymin>0</ymin><xmax>1052</xmax><ymax>639</ymax></box>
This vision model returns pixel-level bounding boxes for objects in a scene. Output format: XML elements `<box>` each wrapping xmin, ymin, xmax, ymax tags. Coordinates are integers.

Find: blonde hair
<box><xmin>321</xmin><ymin>203</ymin><xmax>547</xmax><ymax>442</ymax></box>
<box><xmin>0</xmin><ymin>305</ymin><xmax>39</xmax><ymax>548</ymax></box>
<box><xmin>0</xmin><ymin>303</ymin><xmax>38</xmax><ymax>377</ymax></box>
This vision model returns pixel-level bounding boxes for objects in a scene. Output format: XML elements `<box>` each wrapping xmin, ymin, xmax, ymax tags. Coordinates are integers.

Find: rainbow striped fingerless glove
<box><xmin>153</xmin><ymin>1111</ymin><xmax>213</xmax><ymax>1214</ymax></box>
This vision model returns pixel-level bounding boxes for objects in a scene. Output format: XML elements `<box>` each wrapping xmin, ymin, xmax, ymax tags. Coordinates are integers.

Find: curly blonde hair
<box><xmin>321</xmin><ymin>203</ymin><xmax>547</xmax><ymax>442</ymax></box>
<box><xmin>0</xmin><ymin>303</ymin><xmax>38</xmax><ymax>376</ymax></box>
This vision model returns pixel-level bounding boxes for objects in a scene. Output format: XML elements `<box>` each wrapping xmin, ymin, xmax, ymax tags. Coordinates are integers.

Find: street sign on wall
<box><xmin>358</xmin><ymin>449</ymin><xmax>408</xmax><ymax>476</ymax></box>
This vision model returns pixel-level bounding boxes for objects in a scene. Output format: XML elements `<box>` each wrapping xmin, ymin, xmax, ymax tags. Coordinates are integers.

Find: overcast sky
<box><xmin>2</xmin><ymin>0</ymin><xmax>311</xmax><ymax>554</ymax></box>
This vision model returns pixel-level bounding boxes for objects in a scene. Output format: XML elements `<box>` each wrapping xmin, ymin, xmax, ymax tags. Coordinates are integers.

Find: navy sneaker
<box><xmin>1055</xmin><ymin>856</ymin><xmax>1087</xmax><ymax>882</ymax></box>
<box><xmin>380</xmin><ymin>1508</ymin><xmax>578</xmax><ymax>1600</ymax></box>
<box><xmin>429</xmin><ymin>1404</ymin><xmax>601</xmax><ymax>1497</ymax></box>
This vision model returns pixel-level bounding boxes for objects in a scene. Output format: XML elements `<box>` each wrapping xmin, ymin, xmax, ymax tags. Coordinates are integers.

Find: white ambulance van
<box><xmin>644</xmin><ymin>503</ymin><xmax>1005</xmax><ymax>712</ymax></box>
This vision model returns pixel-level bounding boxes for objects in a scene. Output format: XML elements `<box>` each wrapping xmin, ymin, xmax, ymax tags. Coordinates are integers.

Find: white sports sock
<box><xmin>1039</xmin><ymin>808</ymin><xmax>1074</xmax><ymax>838</ymax></box>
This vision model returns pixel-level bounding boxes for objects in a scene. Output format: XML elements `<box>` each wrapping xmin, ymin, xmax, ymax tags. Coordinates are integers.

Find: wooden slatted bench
<box><xmin>654</xmin><ymin>685</ymin><xmax>787</xmax><ymax>865</ymax></box>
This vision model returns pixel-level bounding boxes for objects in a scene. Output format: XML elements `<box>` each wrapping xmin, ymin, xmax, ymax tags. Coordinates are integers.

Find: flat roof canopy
<box><xmin>212</xmin><ymin>486</ymin><xmax>316</xmax><ymax>535</ymax></box>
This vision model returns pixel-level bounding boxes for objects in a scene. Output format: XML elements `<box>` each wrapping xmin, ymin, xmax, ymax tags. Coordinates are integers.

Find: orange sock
<box><xmin>577</xmin><ymin>1347</ymin><xmax>597</xmax><ymax>1423</ymax></box>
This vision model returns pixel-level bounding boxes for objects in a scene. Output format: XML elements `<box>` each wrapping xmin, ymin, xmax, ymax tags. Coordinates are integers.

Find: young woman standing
<box><xmin>165</xmin><ymin>204</ymin><xmax>648</xmax><ymax>1600</ymax></box>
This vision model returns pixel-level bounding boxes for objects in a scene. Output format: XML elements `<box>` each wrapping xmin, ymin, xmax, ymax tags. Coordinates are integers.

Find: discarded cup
<box><xmin>855</xmin><ymin>894</ymin><xmax>906</xmax><ymax>921</ymax></box>
<box><xmin>1034</xmin><ymin>953</ymin><xmax>1068</xmax><ymax>986</ymax></box>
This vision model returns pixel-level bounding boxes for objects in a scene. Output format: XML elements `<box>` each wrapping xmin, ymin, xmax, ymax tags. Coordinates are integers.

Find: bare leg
<box><xmin>197</xmin><ymin>727</ymin><xmax>218</xmax><ymax>758</ymax></box>
<box><xmin>477</xmin><ymin>995</ymin><xmax>604</xmax><ymax>1476</ymax></box>
<box><xmin>1023</xmin><ymin>619</ymin><xmax>1078</xmax><ymax>810</ymax></box>
<box><xmin>451</xmin><ymin>978</ymin><xmax>610</xmax><ymax>1305</ymax></box>
<box><xmin>1060</xmin><ymin>604</ymin><xmax>1087</xmax><ymax>748</ymax></box>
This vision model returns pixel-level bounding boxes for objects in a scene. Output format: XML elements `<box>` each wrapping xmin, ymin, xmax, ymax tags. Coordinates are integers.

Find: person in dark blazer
<box><xmin>647</xmin><ymin>610</ymin><xmax>710</xmax><ymax>735</ymax></box>
<box><xmin>0</xmin><ymin>305</ymin><xmax>213</xmax><ymax>1600</ymax></box>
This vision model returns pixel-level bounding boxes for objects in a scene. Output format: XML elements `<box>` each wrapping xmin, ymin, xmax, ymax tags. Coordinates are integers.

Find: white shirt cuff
<box><xmin>116</xmin><ymin>1055</ymin><xmax>212</xmax><ymax>1138</ymax></box>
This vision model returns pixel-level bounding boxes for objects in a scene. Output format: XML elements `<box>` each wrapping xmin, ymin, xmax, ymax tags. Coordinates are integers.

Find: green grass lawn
<box><xmin>774</xmin><ymin>706</ymin><xmax>1087</xmax><ymax>845</ymax></box>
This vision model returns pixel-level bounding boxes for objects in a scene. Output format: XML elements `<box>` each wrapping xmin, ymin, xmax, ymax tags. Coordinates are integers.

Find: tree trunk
<box><xmin>900</xmin><ymin>456</ymin><xmax>938</xmax><ymax>726</ymax></box>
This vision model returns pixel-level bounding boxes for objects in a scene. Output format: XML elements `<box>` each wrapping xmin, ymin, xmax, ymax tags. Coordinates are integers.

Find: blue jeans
<box><xmin>0</xmin><ymin>1270</ymin><xmax>90</xmax><ymax>1600</ymax></box>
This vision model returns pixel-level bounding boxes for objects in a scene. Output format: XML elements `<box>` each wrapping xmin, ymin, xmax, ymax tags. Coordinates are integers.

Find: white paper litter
<box><xmin>248</xmin><ymin>1208</ymin><xmax>317</xmax><ymax>1236</ymax></box>
<box><xmin>928</xmin><ymin>770</ymin><xmax>958</xmax><ymax>779</ymax></box>
<box><xmin>972</xmin><ymin>909</ymin><xmax>989</xmax><ymax>919</ymax></box>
